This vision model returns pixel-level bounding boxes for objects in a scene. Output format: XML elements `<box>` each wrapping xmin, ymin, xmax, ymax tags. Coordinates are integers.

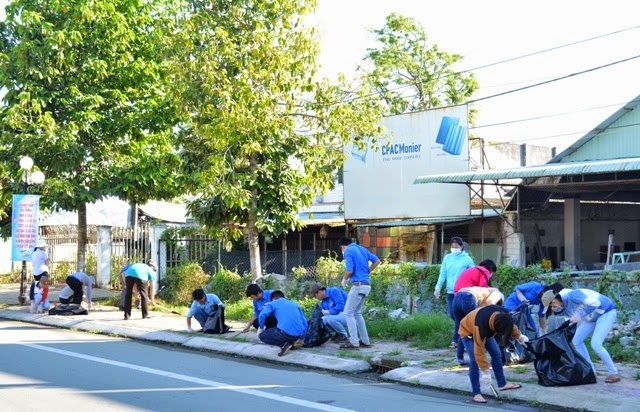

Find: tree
<box><xmin>0</xmin><ymin>0</ymin><xmax>181</xmax><ymax>270</ymax></box>
<box><xmin>363</xmin><ymin>13</ymin><xmax>479</xmax><ymax>115</ymax></box>
<box><xmin>170</xmin><ymin>0</ymin><xmax>384</xmax><ymax>279</ymax></box>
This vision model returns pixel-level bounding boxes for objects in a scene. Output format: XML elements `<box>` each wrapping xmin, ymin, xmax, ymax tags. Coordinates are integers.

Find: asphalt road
<box><xmin>0</xmin><ymin>320</ymin><xmax>545</xmax><ymax>412</ymax></box>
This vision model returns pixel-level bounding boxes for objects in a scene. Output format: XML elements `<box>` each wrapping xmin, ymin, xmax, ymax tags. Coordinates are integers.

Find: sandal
<box><xmin>448</xmin><ymin>341</ymin><xmax>458</xmax><ymax>349</ymax></box>
<box><xmin>472</xmin><ymin>394</ymin><xmax>487</xmax><ymax>403</ymax></box>
<box><xmin>499</xmin><ymin>383</ymin><xmax>522</xmax><ymax>391</ymax></box>
<box><xmin>605</xmin><ymin>374</ymin><xmax>621</xmax><ymax>383</ymax></box>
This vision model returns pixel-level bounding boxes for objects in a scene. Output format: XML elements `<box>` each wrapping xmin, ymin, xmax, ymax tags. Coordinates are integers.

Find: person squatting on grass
<box><xmin>309</xmin><ymin>283</ymin><xmax>349</xmax><ymax>343</ymax></box>
<box><xmin>186</xmin><ymin>288</ymin><xmax>225</xmax><ymax>332</ymax></box>
<box><xmin>459</xmin><ymin>305</ymin><xmax>527</xmax><ymax>403</ymax></box>
<box><xmin>242</xmin><ymin>284</ymin><xmax>277</xmax><ymax>332</ymax></box>
<box><xmin>338</xmin><ymin>236</ymin><xmax>380</xmax><ymax>349</ymax></box>
<box><xmin>257</xmin><ymin>290</ymin><xmax>307</xmax><ymax>356</ymax></box>
<box><xmin>434</xmin><ymin>236</ymin><xmax>475</xmax><ymax>350</ymax></box>
<box><xmin>541</xmin><ymin>288</ymin><xmax>621</xmax><ymax>384</ymax></box>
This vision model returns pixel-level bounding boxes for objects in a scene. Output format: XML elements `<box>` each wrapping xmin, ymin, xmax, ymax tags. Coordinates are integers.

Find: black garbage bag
<box><xmin>527</xmin><ymin>320</ymin><xmax>597</xmax><ymax>386</ymax></box>
<box><xmin>501</xmin><ymin>304</ymin><xmax>536</xmax><ymax>365</ymax></box>
<box><xmin>49</xmin><ymin>304</ymin><xmax>88</xmax><ymax>316</ymax></box>
<box><xmin>303</xmin><ymin>304</ymin><xmax>332</xmax><ymax>348</ymax></box>
<box><xmin>203</xmin><ymin>305</ymin><xmax>230</xmax><ymax>334</ymax></box>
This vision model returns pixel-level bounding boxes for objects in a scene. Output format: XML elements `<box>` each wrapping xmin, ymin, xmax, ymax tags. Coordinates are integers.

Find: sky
<box><xmin>2</xmin><ymin>1</ymin><xmax>639</xmax><ymax>154</ymax></box>
<box><xmin>310</xmin><ymin>0</ymin><xmax>640</xmax><ymax>153</ymax></box>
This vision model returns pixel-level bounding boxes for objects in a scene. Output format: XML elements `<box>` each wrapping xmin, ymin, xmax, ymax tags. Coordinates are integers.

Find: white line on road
<box><xmin>23</xmin><ymin>343</ymin><xmax>358</xmax><ymax>412</ymax></box>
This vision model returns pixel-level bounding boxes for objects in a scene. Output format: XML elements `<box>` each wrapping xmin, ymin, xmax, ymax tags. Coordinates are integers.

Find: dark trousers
<box><xmin>124</xmin><ymin>276</ymin><xmax>149</xmax><ymax>319</ymax></box>
<box><xmin>259</xmin><ymin>327</ymin><xmax>300</xmax><ymax>348</ymax></box>
<box><xmin>252</xmin><ymin>313</ymin><xmax>277</xmax><ymax>330</ymax></box>
<box><xmin>66</xmin><ymin>276</ymin><xmax>84</xmax><ymax>304</ymax></box>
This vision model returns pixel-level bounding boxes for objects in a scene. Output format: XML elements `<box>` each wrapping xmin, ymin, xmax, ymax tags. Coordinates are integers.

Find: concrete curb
<box><xmin>0</xmin><ymin>309</ymin><xmax>371</xmax><ymax>373</ymax></box>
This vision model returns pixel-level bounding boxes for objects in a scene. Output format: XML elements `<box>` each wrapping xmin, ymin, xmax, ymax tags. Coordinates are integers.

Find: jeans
<box><xmin>191</xmin><ymin>307</ymin><xmax>210</xmax><ymax>329</ymax></box>
<box><xmin>124</xmin><ymin>277</ymin><xmax>149</xmax><ymax>319</ymax></box>
<box><xmin>572</xmin><ymin>309</ymin><xmax>618</xmax><ymax>374</ymax></box>
<box><xmin>259</xmin><ymin>327</ymin><xmax>301</xmax><ymax>348</ymax></box>
<box><xmin>453</xmin><ymin>292</ymin><xmax>478</xmax><ymax>360</ymax></box>
<box><xmin>446</xmin><ymin>293</ymin><xmax>456</xmax><ymax>342</ymax></box>
<box><xmin>461</xmin><ymin>335</ymin><xmax>507</xmax><ymax>395</ymax></box>
<box><xmin>323</xmin><ymin>313</ymin><xmax>348</xmax><ymax>336</ymax></box>
<box><xmin>344</xmin><ymin>285</ymin><xmax>371</xmax><ymax>346</ymax></box>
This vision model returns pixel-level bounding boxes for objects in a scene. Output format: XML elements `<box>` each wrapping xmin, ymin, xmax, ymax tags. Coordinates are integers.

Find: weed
<box><xmin>367</xmin><ymin>313</ymin><xmax>452</xmax><ymax>349</ymax></box>
<box><xmin>512</xmin><ymin>365</ymin><xmax>529</xmax><ymax>374</ymax></box>
<box><xmin>384</xmin><ymin>349</ymin><xmax>402</xmax><ymax>356</ymax></box>
<box><xmin>635</xmin><ymin>371</ymin><xmax>640</xmax><ymax>381</ymax></box>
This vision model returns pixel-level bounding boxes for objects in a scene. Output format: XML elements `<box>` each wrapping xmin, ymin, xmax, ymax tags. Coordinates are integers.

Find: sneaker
<box><xmin>335</xmin><ymin>334</ymin><xmax>349</xmax><ymax>343</ymax></box>
<box><xmin>359</xmin><ymin>340</ymin><xmax>372</xmax><ymax>348</ymax></box>
<box><xmin>456</xmin><ymin>358</ymin><xmax>469</xmax><ymax>366</ymax></box>
<box><xmin>339</xmin><ymin>341</ymin><xmax>360</xmax><ymax>349</ymax></box>
<box><xmin>278</xmin><ymin>342</ymin><xmax>293</xmax><ymax>356</ymax></box>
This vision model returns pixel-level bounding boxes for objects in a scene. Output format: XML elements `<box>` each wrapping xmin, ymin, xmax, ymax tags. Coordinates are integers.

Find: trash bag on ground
<box><xmin>49</xmin><ymin>304</ymin><xmax>88</xmax><ymax>316</ymax></box>
<box><xmin>501</xmin><ymin>303</ymin><xmax>536</xmax><ymax>365</ymax></box>
<box><xmin>527</xmin><ymin>320</ymin><xmax>597</xmax><ymax>386</ymax></box>
<box><xmin>203</xmin><ymin>305</ymin><xmax>230</xmax><ymax>334</ymax></box>
<box><xmin>303</xmin><ymin>304</ymin><xmax>332</xmax><ymax>348</ymax></box>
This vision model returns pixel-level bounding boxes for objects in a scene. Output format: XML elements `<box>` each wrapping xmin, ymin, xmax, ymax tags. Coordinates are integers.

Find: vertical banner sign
<box><xmin>11</xmin><ymin>194</ymin><xmax>40</xmax><ymax>261</ymax></box>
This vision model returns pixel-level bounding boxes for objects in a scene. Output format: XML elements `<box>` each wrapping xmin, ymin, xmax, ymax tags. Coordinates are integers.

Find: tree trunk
<box><xmin>77</xmin><ymin>201</ymin><xmax>87</xmax><ymax>272</ymax></box>
<box><xmin>248</xmin><ymin>155</ymin><xmax>262</xmax><ymax>280</ymax></box>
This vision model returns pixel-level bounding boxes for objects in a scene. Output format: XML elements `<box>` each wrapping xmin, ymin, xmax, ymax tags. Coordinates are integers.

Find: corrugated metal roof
<box><xmin>414</xmin><ymin>157</ymin><xmax>640</xmax><ymax>184</ymax></box>
<box><xmin>354</xmin><ymin>208</ymin><xmax>502</xmax><ymax>227</ymax></box>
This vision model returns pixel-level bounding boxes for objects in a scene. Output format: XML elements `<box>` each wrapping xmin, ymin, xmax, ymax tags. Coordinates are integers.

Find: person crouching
<box><xmin>30</xmin><ymin>275</ymin><xmax>51</xmax><ymax>313</ymax></box>
<box><xmin>257</xmin><ymin>290</ymin><xmax>307</xmax><ymax>356</ymax></box>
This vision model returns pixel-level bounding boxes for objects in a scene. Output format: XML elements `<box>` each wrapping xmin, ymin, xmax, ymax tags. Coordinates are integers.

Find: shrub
<box><xmin>224</xmin><ymin>299</ymin><xmax>254</xmax><ymax>321</ymax></box>
<box><xmin>158</xmin><ymin>263</ymin><xmax>210</xmax><ymax>306</ymax></box>
<box><xmin>315</xmin><ymin>254</ymin><xmax>344</xmax><ymax>286</ymax></box>
<box><xmin>208</xmin><ymin>267</ymin><xmax>246</xmax><ymax>303</ymax></box>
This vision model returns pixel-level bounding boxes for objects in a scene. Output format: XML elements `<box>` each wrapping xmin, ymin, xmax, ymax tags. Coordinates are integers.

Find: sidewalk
<box><xmin>1</xmin><ymin>283</ymin><xmax>639</xmax><ymax>411</ymax></box>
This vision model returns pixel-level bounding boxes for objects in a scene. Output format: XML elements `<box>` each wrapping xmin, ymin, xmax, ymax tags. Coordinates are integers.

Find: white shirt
<box><xmin>32</xmin><ymin>249</ymin><xmax>49</xmax><ymax>276</ymax></box>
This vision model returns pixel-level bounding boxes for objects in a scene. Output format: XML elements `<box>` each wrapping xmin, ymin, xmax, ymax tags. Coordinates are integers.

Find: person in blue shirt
<box><xmin>257</xmin><ymin>290</ymin><xmax>308</xmax><ymax>356</ymax></box>
<box><xmin>309</xmin><ymin>283</ymin><xmax>349</xmax><ymax>342</ymax></box>
<box><xmin>541</xmin><ymin>288</ymin><xmax>620</xmax><ymax>384</ymax></box>
<box><xmin>504</xmin><ymin>281</ymin><xmax>564</xmax><ymax>336</ymax></box>
<box><xmin>122</xmin><ymin>260</ymin><xmax>156</xmax><ymax>320</ymax></box>
<box><xmin>242</xmin><ymin>284</ymin><xmax>277</xmax><ymax>332</ymax></box>
<box><xmin>434</xmin><ymin>236</ymin><xmax>474</xmax><ymax>350</ymax></box>
<box><xmin>339</xmin><ymin>236</ymin><xmax>380</xmax><ymax>349</ymax></box>
<box><xmin>186</xmin><ymin>288</ymin><xmax>225</xmax><ymax>332</ymax></box>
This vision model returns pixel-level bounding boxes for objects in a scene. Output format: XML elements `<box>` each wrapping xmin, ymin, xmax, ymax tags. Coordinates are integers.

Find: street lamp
<box><xmin>17</xmin><ymin>156</ymin><xmax>45</xmax><ymax>305</ymax></box>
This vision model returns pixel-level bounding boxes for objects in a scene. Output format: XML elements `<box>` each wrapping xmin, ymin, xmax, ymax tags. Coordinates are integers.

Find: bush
<box><xmin>224</xmin><ymin>299</ymin><xmax>254</xmax><ymax>321</ymax></box>
<box><xmin>158</xmin><ymin>263</ymin><xmax>210</xmax><ymax>306</ymax></box>
<box><xmin>208</xmin><ymin>267</ymin><xmax>246</xmax><ymax>303</ymax></box>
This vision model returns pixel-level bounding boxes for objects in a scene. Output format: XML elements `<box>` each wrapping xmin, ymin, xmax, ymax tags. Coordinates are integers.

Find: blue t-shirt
<box><xmin>252</xmin><ymin>290</ymin><xmax>273</xmax><ymax>318</ymax></box>
<box><xmin>258</xmin><ymin>298</ymin><xmax>308</xmax><ymax>337</ymax></box>
<box><xmin>344</xmin><ymin>243</ymin><xmax>379</xmax><ymax>283</ymax></box>
<box><xmin>123</xmin><ymin>263</ymin><xmax>156</xmax><ymax>281</ymax></box>
<box><xmin>320</xmin><ymin>287</ymin><xmax>348</xmax><ymax>315</ymax></box>
<box><xmin>504</xmin><ymin>281</ymin><xmax>545</xmax><ymax>317</ymax></box>
<box><xmin>187</xmin><ymin>293</ymin><xmax>224</xmax><ymax>318</ymax></box>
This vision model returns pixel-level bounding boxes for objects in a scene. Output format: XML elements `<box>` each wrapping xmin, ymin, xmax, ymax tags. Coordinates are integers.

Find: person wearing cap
<box><xmin>504</xmin><ymin>281</ymin><xmax>564</xmax><ymax>335</ymax></box>
<box><xmin>338</xmin><ymin>236</ymin><xmax>380</xmax><ymax>349</ymax></box>
<box><xmin>452</xmin><ymin>286</ymin><xmax>504</xmax><ymax>365</ymax></box>
<box><xmin>29</xmin><ymin>239</ymin><xmax>50</xmax><ymax>303</ymax></box>
<box><xmin>257</xmin><ymin>290</ymin><xmax>308</xmax><ymax>357</ymax></box>
<box><xmin>59</xmin><ymin>271</ymin><xmax>95</xmax><ymax>309</ymax></box>
<box><xmin>30</xmin><ymin>275</ymin><xmax>51</xmax><ymax>313</ymax></box>
<box><xmin>186</xmin><ymin>288</ymin><xmax>225</xmax><ymax>332</ymax></box>
<box><xmin>541</xmin><ymin>288</ymin><xmax>620</xmax><ymax>384</ymax></box>
<box><xmin>434</xmin><ymin>236</ymin><xmax>475</xmax><ymax>349</ymax></box>
<box><xmin>122</xmin><ymin>260</ymin><xmax>156</xmax><ymax>320</ymax></box>
<box><xmin>309</xmin><ymin>283</ymin><xmax>349</xmax><ymax>343</ymax></box>
<box><xmin>241</xmin><ymin>284</ymin><xmax>277</xmax><ymax>333</ymax></box>
<box><xmin>459</xmin><ymin>305</ymin><xmax>526</xmax><ymax>403</ymax></box>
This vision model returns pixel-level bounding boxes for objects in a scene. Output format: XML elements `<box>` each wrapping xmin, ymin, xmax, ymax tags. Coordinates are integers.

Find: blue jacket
<box><xmin>320</xmin><ymin>287</ymin><xmax>348</xmax><ymax>315</ymax></box>
<box><xmin>558</xmin><ymin>288</ymin><xmax>615</xmax><ymax>322</ymax></box>
<box><xmin>187</xmin><ymin>293</ymin><xmax>224</xmax><ymax>318</ymax></box>
<box><xmin>344</xmin><ymin>243</ymin><xmax>379</xmax><ymax>283</ymax></box>
<box><xmin>258</xmin><ymin>298</ymin><xmax>308</xmax><ymax>337</ymax></box>
<box><xmin>252</xmin><ymin>290</ymin><xmax>273</xmax><ymax>318</ymax></box>
<box><xmin>435</xmin><ymin>251</ymin><xmax>474</xmax><ymax>294</ymax></box>
<box><xmin>505</xmin><ymin>281</ymin><xmax>545</xmax><ymax>317</ymax></box>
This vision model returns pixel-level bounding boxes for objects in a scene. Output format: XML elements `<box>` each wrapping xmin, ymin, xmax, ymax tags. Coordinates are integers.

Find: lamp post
<box><xmin>17</xmin><ymin>156</ymin><xmax>45</xmax><ymax>305</ymax></box>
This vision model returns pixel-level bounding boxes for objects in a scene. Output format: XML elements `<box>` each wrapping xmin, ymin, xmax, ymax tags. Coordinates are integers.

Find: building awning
<box><xmin>413</xmin><ymin>157</ymin><xmax>640</xmax><ymax>184</ymax></box>
<box><xmin>354</xmin><ymin>209</ymin><xmax>502</xmax><ymax>227</ymax></box>
<box><xmin>298</xmin><ymin>212</ymin><xmax>345</xmax><ymax>226</ymax></box>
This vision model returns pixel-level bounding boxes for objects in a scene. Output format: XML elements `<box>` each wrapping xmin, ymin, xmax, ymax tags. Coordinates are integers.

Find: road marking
<box><xmin>24</xmin><ymin>343</ymin><xmax>358</xmax><ymax>412</ymax></box>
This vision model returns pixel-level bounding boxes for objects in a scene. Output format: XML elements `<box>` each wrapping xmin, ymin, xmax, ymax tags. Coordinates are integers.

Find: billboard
<box><xmin>344</xmin><ymin>105</ymin><xmax>470</xmax><ymax>220</ymax></box>
<box><xmin>11</xmin><ymin>194</ymin><xmax>40</xmax><ymax>261</ymax></box>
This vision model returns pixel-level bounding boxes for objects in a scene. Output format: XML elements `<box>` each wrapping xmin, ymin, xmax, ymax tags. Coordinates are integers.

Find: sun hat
<box><xmin>36</xmin><ymin>239</ymin><xmax>48</xmax><ymax>248</ymax></box>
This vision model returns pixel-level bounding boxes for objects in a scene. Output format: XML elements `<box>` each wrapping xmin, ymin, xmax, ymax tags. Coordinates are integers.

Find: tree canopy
<box><xmin>363</xmin><ymin>13</ymin><xmax>479</xmax><ymax>115</ymax></box>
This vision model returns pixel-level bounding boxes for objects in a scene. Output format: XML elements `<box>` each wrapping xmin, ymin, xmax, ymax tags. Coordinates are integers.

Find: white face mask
<box><xmin>450</xmin><ymin>248</ymin><xmax>462</xmax><ymax>255</ymax></box>
<box><xmin>551</xmin><ymin>305</ymin><xmax>564</xmax><ymax>313</ymax></box>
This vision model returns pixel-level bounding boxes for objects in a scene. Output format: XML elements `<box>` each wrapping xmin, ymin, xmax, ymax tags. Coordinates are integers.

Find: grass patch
<box><xmin>422</xmin><ymin>358</ymin><xmax>441</xmax><ymax>366</ymax></box>
<box><xmin>384</xmin><ymin>349</ymin><xmax>402</xmax><ymax>356</ymax></box>
<box><xmin>337</xmin><ymin>350</ymin><xmax>373</xmax><ymax>362</ymax></box>
<box><xmin>367</xmin><ymin>313</ymin><xmax>452</xmax><ymax>349</ymax></box>
<box><xmin>225</xmin><ymin>299</ymin><xmax>254</xmax><ymax>321</ymax></box>
<box><xmin>512</xmin><ymin>365</ymin><xmax>529</xmax><ymax>374</ymax></box>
